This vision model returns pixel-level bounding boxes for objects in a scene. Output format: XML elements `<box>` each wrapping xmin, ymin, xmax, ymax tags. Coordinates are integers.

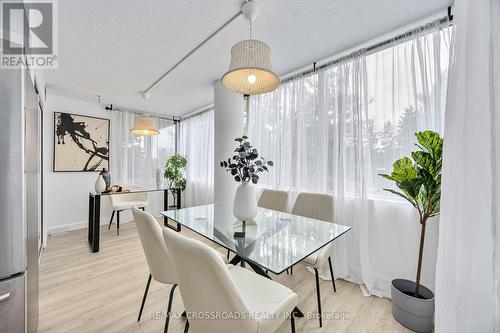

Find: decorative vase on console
<box><xmin>156</xmin><ymin>168</ymin><xmax>163</xmax><ymax>188</ymax></box>
<box><xmin>94</xmin><ymin>174</ymin><xmax>106</xmax><ymax>193</ymax></box>
<box><xmin>99</xmin><ymin>168</ymin><xmax>110</xmax><ymax>189</ymax></box>
<box><xmin>220</xmin><ymin>135</ymin><xmax>273</xmax><ymax>222</ymax></box>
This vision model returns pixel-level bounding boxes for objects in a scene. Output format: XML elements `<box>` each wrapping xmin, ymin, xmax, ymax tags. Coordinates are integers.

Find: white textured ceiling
<box><xmin>45</xmin><ymin>0</ymin><xmax>452</xmax><ymax>117</ymax></box>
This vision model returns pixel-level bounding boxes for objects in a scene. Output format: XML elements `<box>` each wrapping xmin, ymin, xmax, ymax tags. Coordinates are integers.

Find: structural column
<box><xmin>213</xmin><ymin>80</ymin><xmax>244</xmax><ymax>203</ymax></box>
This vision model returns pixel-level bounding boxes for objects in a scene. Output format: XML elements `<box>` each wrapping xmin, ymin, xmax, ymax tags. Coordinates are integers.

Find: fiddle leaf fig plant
<box><xmin>379</xmin><ymin>130</ymin><xmax>443</xmax><ymax>297</ymax></box>
<box><xmin>220</xmin><ymin>136</ymin><xmax>273</xmax><ymax>184</ymax></box>
<box><xmin>164</xmin><ymin>153</ymin><xmax>187</xmax><ymax>192</ymax></box>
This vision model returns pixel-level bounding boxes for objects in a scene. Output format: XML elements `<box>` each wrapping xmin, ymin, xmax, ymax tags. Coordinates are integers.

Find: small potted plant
<box><xmin>379</xmin><ymin>130</ymin><xmax>442</xmax><ymax>332</ymax></box>
<box><xmin>220</xmin><ymin>136</ymin><xmax>273</xmax><ymax>221</ymax></box>
<box><xmin>164</xmin><ymin>153</ymin><xmax>187</xmax><ymax>208</ymax></box>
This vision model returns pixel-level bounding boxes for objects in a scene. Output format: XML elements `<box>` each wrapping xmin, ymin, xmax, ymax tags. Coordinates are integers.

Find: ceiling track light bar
<box><xmin>142</xmin><ymin>10</ymin><xmax>243</xmax><ymax>94</ymax></box>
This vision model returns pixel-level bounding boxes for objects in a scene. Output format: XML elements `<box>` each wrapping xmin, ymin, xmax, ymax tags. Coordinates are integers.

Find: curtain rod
<box><xmin>104</xmin><ymin>104</ymin><xmax>179</xmax><ymax>122</ymax></box>
<box><xmin>281</xmin><ymin>13</ymin><xmax>452</xmax><ymax>84</ymax></box>
<box><xmin>180</xmin><ymin>103</ymin><xmax>214</xmax><ymax>121</ymax></box>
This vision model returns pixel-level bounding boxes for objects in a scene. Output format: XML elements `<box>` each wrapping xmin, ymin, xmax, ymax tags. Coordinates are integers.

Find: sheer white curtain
<box><xmin>109</xmin><ymin>110</ymin><xmax>176</xmax><ymax>187</ymax></box>
<box><xmin>249</xmin><ymin>23</ymin><xmax>451</xmax><ymax>296</ymax></box>
<box><xmin>435</xmin><ymin>0</ymin><xmax>500</xmax><ymax>331</ymax></box>
<box><xmin>179</xmin><ymin>110</ymin><xmax>214</xmax><ymax>207</ymax></box>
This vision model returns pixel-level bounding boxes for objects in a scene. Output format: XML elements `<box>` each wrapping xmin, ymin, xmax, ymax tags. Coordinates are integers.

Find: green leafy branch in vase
<box><xmin>220</xmin><ymin>136</ymin><xmax>273</xmax><ymax>184</ymax></box>
<box><xmin>164</xmin><ymin>153</ymin><xmax>187</xmax><ymax>201</ymax></box>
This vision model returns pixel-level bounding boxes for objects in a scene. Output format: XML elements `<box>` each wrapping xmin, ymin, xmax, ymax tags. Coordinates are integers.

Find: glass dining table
<box><xmin>162</xmin><ymin>203</ymin><xmax>351</xmax><ymax>296</ymax></box>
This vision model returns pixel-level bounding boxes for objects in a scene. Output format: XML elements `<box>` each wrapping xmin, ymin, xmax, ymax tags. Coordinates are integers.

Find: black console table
<box><xmin>88</xmin><ymin>188</ymin><xmax>182</xmax><ymax>253</ymax></box>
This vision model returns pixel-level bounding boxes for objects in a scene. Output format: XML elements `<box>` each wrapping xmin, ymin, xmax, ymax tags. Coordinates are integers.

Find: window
<box><xmin>110</xmin><ymin>111</ymin><xmax>176</xmax><ymax>187</ymax></box>
<box><xmin>179</xmin><ymin>110</ymin><xmax>214</xmax><ymax>206</ymax></box>
<box><xmin>249</xmin><ymin>25</ymin><xmax>451</xmax><ymax>198</ymax></box>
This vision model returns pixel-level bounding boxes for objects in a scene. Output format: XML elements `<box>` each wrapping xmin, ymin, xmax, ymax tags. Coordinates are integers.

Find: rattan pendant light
<box><xmin>130</xmin><ymin>115</ymin><xmax>160</xmax><ymax>136</ymax></box>
<box><xmin>222</xmin><ymin>0</ymin><xmax>280</xmax><ymax>95</ymax></box>
<box><xmin>130</xmin><ymin>92</ymin><xmax>159</xmax><ymax>136</ymax></box>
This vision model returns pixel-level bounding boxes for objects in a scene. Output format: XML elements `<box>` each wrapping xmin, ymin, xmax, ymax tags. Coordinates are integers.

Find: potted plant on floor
<box><xmin>220</xmin><ymin>136</ymin><xmax>273</xmax><ymax>221</ymax></box>
<box><xmin>379</xmin><ymin>130</ymin><xmax>443</xmax><ymax>332</ymax></box>
<box><xmin>164</xmin><ymin>153</ymin><xmax>187</xmax><ymax>208</ymax></box>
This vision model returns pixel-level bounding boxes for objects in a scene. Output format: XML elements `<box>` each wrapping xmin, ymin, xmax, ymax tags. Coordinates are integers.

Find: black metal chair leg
<box><xmin>137</xmin><ymin>274</ymin><xmax>152</xmax><ymax>322</ymax></box>
<box><xmin>117</xmin><ymin>210</ymin><xmax>120</xmax><ymax>235</ymax></box>
<box><xmin>314</xmin><ymin>268</ymin><xmax>323</xmax><ymax>327</ymax></box>
<box><xmin>291</xmin><ymin>316</ymin><xmax>296</xmax><ymax>333</ymax></box>
<box><xmin>164</xmin><ymin>284</ymin><xmax>177</xmax><ymax>333</ymax></box>
<box><xmin>328</xmin><ymin>257</ymin><xmax>337</xmax><ymax>292</ymax></box>
<box><xmin>108</xmin><ymin>210</ymin><xmax>115</xmax><ymax>230</ymax></box>
<box><xmin>227</xmin><ymin>249</ymin><xmax>230</xmax><ymax>260</ymax></box>
<box><xmin>184</xmin><ymin>320</ymin><xmax>189</xmax><ymax>333</ymax></box>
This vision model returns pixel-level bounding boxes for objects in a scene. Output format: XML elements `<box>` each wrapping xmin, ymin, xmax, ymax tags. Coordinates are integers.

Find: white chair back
<box><xmin>110</xmin><ymin>192</ymin><xmax>148</xmax><ymax>207</ymax></box>
<box><xmin>162</xmin><ymin>228</ymin><xmax>258</xmax><ymax>333</ymax></box>
<box><xmin>258</xmin><ymin>189</ymin><xmax>289</xmax><ymax>213</ymax></box>
<box><xmin>132</xmin><ymin>207</ymin><xmax>176</xmax><ymax>284</ymax></box>
<box><xmin>291</xmin><ymin>192</ymin><xmax>334</xmax><ymax>222</ymax></box>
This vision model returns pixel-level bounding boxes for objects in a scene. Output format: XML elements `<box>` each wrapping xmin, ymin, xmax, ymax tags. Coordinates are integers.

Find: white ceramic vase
<box><xmin>95</xmin><ymin>174</ymin><xmax>106</xmax><ymax>193</ymax></box>
<box><xmin>156</xmin><ymin>169</ymin><xmax>163</xmax><ymax>188</ymax></box>
<box><xmin>233</xmin><ymin>181</ymin><xmax>257</xmax><ymax>221</ymax></box>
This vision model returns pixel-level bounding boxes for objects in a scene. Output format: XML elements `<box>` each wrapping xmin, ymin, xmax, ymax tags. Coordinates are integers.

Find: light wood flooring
<box><xmin>39</xmin><ymin>219</ymin><xmax>412</xmax><ymax>333</ymax></box>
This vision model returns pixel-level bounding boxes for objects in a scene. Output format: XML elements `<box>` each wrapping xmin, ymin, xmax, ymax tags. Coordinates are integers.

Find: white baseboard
<box><xmin>46</xmin><ymin>216</ymin><xmax>114</xmax><ymax>235</ymax></box>
<box><xmin>46</xmin><ymin>214</ymin><xmax>163</xmax><ymax>236</ymax></box>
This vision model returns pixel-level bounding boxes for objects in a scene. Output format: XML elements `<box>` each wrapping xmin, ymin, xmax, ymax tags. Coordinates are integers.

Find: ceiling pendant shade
<box><xmin>130</xmin><ymin>116</ymin><xmax>160</xmax><ymax>136</ymax></box>
<box><xmin>222</xmin><ymin>39</ymin><xmax>280</xmax><ymax>95</ymax></box>
<box><xmin>222</xmin><ymin>0</ymin><xmax>280</xmax><ymax>95</ymax></box>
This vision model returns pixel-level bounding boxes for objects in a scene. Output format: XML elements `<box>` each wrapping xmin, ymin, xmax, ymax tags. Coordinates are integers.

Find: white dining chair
<box><xmin>256</xmin><ymin>188</ymin><xmax>293</xmax><ymax>274</ymax></box>
<box><xmin>257</xmin><ymin>188</ymin><xmax>289</xmax><ymax>213</ymax></box>
<box><xmin>291</xmin><ymin>192</ymin><xmax>336</xmax><ymax>328</ymax></box>
<box><xmin>132</xmin><ymin>207</ymin><xmax>178</xmax><ymax>333</ymax></box>
<box><xmin>162</xmin><ymin>227</ymin><xmax>298</xmax><ymax>333</ymax></box>
<box><xmin>109</xmin><ymin>192</ymin><xmax>148</xmax><ymax>235</ymax></box>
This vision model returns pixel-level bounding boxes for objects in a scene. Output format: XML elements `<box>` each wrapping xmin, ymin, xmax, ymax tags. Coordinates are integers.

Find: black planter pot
<box><xmin>391</xmin><ymin>279</ymin><xmax>435</xmax><ymax>332</ymax></box>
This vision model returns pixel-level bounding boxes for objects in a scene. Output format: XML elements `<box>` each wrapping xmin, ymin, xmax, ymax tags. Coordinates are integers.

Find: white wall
<box><xmin>43</xmin><ymin>95</ymin><xmax>111</xmax><ymax>234</ymax></box>
<box><xmin>213</xmin><ymin>80</ymin><xmax>244</xmax><ymax>203</ymax></box>
<box><xmin>43</xmin><ymin>94</ymin><xmax>165</xmax><ymax>235</ymax></box>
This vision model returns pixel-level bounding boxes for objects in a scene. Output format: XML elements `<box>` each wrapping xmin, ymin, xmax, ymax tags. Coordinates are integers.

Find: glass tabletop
<box><xmin>161</xmin><ymin>203</ymin><xmax>351</xmax><ymax>275</ymax></box>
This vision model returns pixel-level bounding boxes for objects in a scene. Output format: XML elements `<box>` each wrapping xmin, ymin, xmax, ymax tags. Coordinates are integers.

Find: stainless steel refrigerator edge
<box><xmin>0</xmin><ymin>65</ymin><xmax>40</xmax><ymax>332</ymax></box>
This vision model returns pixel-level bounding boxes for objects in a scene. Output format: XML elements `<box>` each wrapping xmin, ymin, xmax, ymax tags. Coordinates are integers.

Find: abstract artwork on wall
<box><xmin>53</xmin><ymin>112</ymin><xmax>110</xmax><ymax>172</ymax></box>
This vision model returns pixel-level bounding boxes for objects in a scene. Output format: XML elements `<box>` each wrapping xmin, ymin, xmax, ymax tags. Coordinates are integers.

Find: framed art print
<box><xmin>53</xmin><ymin>112</ymin><xmax>110</xmax><ymax>172</ymax></box>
